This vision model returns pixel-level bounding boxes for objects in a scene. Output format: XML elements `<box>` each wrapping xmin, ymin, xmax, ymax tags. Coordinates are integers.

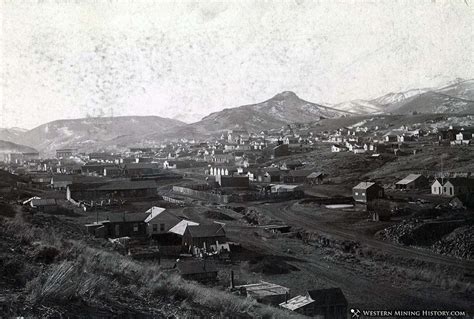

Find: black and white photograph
<box><xmin>0</xmin><ymin>0</ymin><xmax>473</xmax><ymax>318</ymax></box>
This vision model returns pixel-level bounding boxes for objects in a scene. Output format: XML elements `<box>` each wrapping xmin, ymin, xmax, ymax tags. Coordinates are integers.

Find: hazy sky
<box><xmin>1</xmin><ymin>0</ymin><xmax>473</xmax><ymax>129</ymax></box>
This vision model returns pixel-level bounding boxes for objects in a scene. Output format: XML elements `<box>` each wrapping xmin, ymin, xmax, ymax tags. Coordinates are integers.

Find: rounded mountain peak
<box><xmin>272</xmin><ymin>91</ymin><xmax>300</xmax><ymax>101</ymax></box>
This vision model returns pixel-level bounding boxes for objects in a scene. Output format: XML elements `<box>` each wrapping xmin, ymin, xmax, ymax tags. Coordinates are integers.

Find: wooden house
<box><xmin>85</xmin><ymin>212</ymin><xmax>149</xmax><ymax>239</ymax></box>
<box><xmin>30</xmin><ymin>198</ymin><xmax>58</xmax><ymax>213</ymax></box>
<box><xmin>395</xmin><ymin>174</ymin><xmax>428</xmax><ymax>190</ymax></box>
<box><xmin>431</xmin><ymin>179</ymin><xmax>444</xmax><ymax>195</ymax></box>
<box><xmin>50</xmin><ymin>175</ymin><xmax>73</xmax><ymax>190</ymax></box>
<box><xmin>144</xmin><ymin>206</ymin><xmax>181</xmax><ymax>240</ymax></box>
<box><xmin>306</xmin><ymin>172</ymin><xmax>325</xmax><ymax>185</ymax></box>
<box><xmin>352</xmin><ymin>182</ymin><xmax>384</xmax><ymax>203</ymax></box>
<box><xmin>183</xmin><ymin>224</ymin><xmax>226</xmax><ymax>251</ymax></box>
<box><xmin>123</xmin><ymin>163</ymin><xmax>160</xmax><ymax>177</ymax></box>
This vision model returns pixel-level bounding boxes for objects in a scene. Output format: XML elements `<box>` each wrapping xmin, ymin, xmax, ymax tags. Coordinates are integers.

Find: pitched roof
<box><xmin>236</xmin><ymin>281</ymin><xmax>289</xmax><ymax>298</ymax></box>
<box><xmin>177</xmin><ymin>260</ymin><xmax>218</xmax><ymax>275</ymax></box>
<box><xmin>104</xmin><ymin>212</ymin><xmax>149</xmax><ymax>223</ymax></box>
<box><xmin>307</xmin><ymin>288</ymin><xmax>347</xmax><ymax>306</ymax></box>
<box><xmin>169</xmin><ymin>220</ymin><xmax>199</xmax><ymax>236</ymax></box>
<box><xmin>307</xmin><ymin>172</ymin><xmax>323</xmax><ymax>178</ymax></box>
<box><xmin>31</xmin><ymin>198</ymin><xmax>57</xmax><ymax>206</ymax></box>
<box><xmin>280</xmin><ymin>295</ymin><xmax>314</xmax><ymax>311</ymax></box>
<box><xmin>186</xmin><ymin>224</ymin><xmax>226</xmax><ymax>238</ymax></box>
<box><xmin>144</xmin><ymin>206</ymin><xmax>167</xmax><ymax>223</ymax></box>
<box><xmin>353</xmin><ymin>182</ymin><xmax>379</xmax><ymax>190</ymax></box>
<box><xmin>396</xmin><ymin>174</ymin><xmax>424</xmax><ymax>185</ymax></box>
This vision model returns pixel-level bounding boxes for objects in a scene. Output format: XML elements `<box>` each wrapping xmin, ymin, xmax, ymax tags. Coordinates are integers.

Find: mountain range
<box><xmin>333</xmin><ymin>79</ymin><xmax>474</xmax><ymax>115</ymax></box>
<box><xmin>1</xmin><ymin>78</ymin><xmax>473</xmax><ymax>154</ymax></box>
<box><xmin>9</xmin><ymin>116</ymin><xmax>185</xmax><ymax>156</ymax></box>
<box><xmin>0</xmin><ymin>128</ymin><xmax>28</xmax><ymax>143</ymax></box>
<box><xmin>0</xmin><ymin>140</ymin><xmax>38</xmax><ymax>155</ymax></box>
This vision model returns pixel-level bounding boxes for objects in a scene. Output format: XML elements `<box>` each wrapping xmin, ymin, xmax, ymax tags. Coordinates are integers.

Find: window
<box><xmin>133</xmin><ymin>223</ymin><xmax>138</xmax><ymax>232</ymax></box>
<box><xmin>160</xmin><ymin>223</ymin><xmax>165</xmax><ymax>231</ymax></box>
<box><xmin>362</xmin><ymin>192</ymin><xmax>365</xmax><ymax>196</ymax></box>
<box><xmin>443</xmin><ymin>187</ymin><xmax>446</xmax><ymax>193</ymax></box>
<box><xmin>152</xmin><ymin>224</ymin><xmax>158</xmax><ymax>232</ymax></box>
<box><xmin>450</xmin><ymin>188</ymin><xmax>453</xmax><ymax>196</ymax></box>
<box><xmin>355</xmin><ymin>192</ymin><xmax>359</xmax><ymax>196</ymax></box>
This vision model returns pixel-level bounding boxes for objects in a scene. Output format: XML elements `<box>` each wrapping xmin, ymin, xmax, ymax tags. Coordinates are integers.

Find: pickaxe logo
<box><xmin>351</xmin><ymin>308</ymin><xmax>361</xmax><ymax>318</ymax></box>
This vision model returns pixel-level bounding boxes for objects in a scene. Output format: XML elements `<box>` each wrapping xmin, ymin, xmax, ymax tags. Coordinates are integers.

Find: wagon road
<box><xmin>257</xmin><ymin>200</ymin><xmax>474</xmax><ymax>274</ymax></box>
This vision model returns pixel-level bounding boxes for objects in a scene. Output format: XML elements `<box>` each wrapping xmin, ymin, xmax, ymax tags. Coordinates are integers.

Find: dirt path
<box><xmin>258</xmin><ymin>200</ymin><xmax>474</xmax><ymax>273</ymax></box>
<box><xmin>226</xmin><ymin>221</ymin><xmax>473</xmax><ymax>311</ymax></box>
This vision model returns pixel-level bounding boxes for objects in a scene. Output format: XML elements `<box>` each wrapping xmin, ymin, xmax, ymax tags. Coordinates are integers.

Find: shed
<box><xmin>30</xmin><ymin>198</ymin><xmax>58</xmax><ymax>212</ymax></box>
<box><xmin>236</xmin><ymin>281</ymin><xmax>290</xmax><ymax>306</ymax></box>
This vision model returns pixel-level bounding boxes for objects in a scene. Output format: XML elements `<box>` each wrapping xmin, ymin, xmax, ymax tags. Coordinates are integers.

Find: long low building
<box><xmin>67</xmin><ymin>180</ymin><xmax>158</xmax><ymax>201</ymax></box>
<box><xmin>395</xmin><ymin>174</ymin><xmax>428</xmax><ymax>190</ymax></box>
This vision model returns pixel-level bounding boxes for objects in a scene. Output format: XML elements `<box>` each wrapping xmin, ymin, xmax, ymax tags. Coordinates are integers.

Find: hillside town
<box><xmin>1</xmin><ymin>113</ymin><xmax>474</xmax><ymax>317</ymax></box>
<box><xmin>1</xmin><ymin>0</ymin><xmax>474</xmax><ymax>317</ymax></box>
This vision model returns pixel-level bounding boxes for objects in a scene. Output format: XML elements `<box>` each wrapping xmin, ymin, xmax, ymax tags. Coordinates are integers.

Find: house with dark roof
<box><xmin>283</xmin><ymin>169</ymin><xmax>314</xmax><ymax>184</ymax></box>
<box><xmin>306</xmin><ymin>172</ymin><xmax>325</xmax><ymax>185</ymax></box>
<box><xmin>183</xmin><ymin>224</ymin><xmax>226</xmax><ymax>252</ymax></box>
<box><xmin>273</xmin><ymin>143</ymin><xmax>289</xmax><ymax>158</ymax></box>
<box><xmin>85</xmin><ymin>212</ymin><xmax>149</xmax><ymax>238</ymax></box>
<box><xmin>123</xmin><ymin>163</ymin><xmax>160</xmax><ymax>177</ymax></box>
<box><xmin>103</xmin><ymin>166</ymin><xmax>123</xmax><ymax>178</ymax></box>
<box><xmin>218</xmin><ymin>175</ymin><xmax>250</xmax><ymax>188</ymax></box>
<box><xmin>30</xmin><ymin>198</ymin><xmax>58</xmax><ymax>213</ymax></box>
<box><xmin>352</xmin><ymin>182</ymin><xmax>384</xmax><ymax>203</ymax></box>
<box><xmin>280</xmin><ymin>288</ymin><xmax>348</xmax><ymax>319</ymax></box>
<box><xmin>50</xmin><ymin>175</ymin><xmax>74</xmax><ymax>190</ymax></box>
<box><xmin>263</xmin><ymin>169</ymin><xmax>282</xmax><ymax>183</ymax></box>
<box><xmin>395</xmin><ymin>174</ymin><xmax>428</xmax><ymax>190</ymax></box>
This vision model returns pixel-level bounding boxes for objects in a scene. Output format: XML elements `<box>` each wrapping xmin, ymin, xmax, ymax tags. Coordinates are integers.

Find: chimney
<box><xmin>230</xmin><ymin>270</ymin><xmax>235</xmax><ymax>289</ymax></box>
<box><xmin>285</xmin><ymin>291</ymin><xmax>289</xmax><ymax>303</ymax></box>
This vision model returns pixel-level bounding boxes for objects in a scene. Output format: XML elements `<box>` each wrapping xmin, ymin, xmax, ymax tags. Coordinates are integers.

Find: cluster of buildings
<box><xmin>1</xmin><ymin>119</ymin><xmax>473</xmax><ymax>319</ymax></box>
<box><xmin>353</xmin><ymin>173</ymin><xmax>474</xmax><ymax>215</ymax></box>
<box><xmin>327</xmin><ymin>123</ymin><xmax>474</xmax><ymax>156</ymax></box>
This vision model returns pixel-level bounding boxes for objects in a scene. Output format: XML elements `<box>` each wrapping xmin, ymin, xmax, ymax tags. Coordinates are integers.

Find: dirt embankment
<box><xmin>376</xmin><ymin>219</ymin><xmax>473</xmax><ymax>260</ymax></box>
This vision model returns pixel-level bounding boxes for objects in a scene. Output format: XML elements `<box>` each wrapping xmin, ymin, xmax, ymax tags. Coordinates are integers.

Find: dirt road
<box><xmin>257</xmin><ymin>200</ymin><xmax>474</xmax><ymax>273</ymax></box>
